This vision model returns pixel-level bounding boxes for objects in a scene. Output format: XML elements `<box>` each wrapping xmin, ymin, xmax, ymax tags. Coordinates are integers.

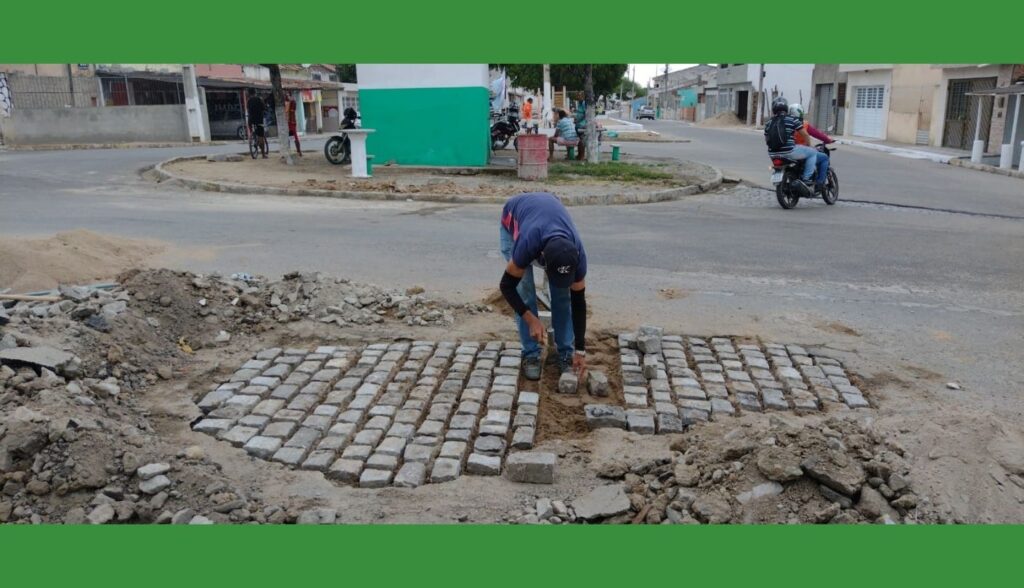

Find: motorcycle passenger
<box><xmin>764</xmin><ymin>97</ymin><xmax>816</xmax><ymax>189</ymax></box>
<box><xmin>789</xmin><ymin>103</ymin><xmax>834</xmax><ymax>193</ymax></box>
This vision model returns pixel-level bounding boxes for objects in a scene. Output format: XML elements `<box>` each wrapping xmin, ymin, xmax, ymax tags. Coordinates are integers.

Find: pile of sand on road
<box><xmin>0</xmin><ymin>229</ymin><xmax>165</xmax><ymax>293</ymax></box>
<box><xmin>699</xmin><ymin>112</ymin><xmax>744</xmax><ymax>127</ymax></box>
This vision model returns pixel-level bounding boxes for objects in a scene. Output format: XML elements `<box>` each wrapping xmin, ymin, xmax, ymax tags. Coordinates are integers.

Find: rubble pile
<box><xmin>512</xmin><ymin>414</ymin><xmax>926</xmax><ymax>525</ymax></box>
<box><xmin>0</xmin><ymin>269</ymin><xmax>492</xmax><ymax>524</ymax></box>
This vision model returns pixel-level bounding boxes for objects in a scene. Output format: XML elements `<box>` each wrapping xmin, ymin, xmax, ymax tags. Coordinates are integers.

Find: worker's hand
<box><xmin>573</xmin><ymin>353</ymin><xmax>587</xmax><ymax>380</ymax></box>
<box><xmin>524</xmin><ymin>312</ymin><xmax>547</xmax><ymax>346</ymax></box>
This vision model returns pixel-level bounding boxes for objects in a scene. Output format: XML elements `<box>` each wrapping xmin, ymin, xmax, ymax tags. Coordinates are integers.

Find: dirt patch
<box><xmin>0</xmin><ymin>230</ymin><xmax>165</xmax><ymax>293</ymax></box>
<box><xmin>482</xmin><ymin>289</ymin><xmax>514</xmax><ymax>317</ymax></box>
<box><xmin>534</xmin><ymin>332</ymin><xmax>622</xmax><ymax>442</ymax></box>
<box><xmin>162</xmin><ymin>156</ymin><xmax>718</xmax><ymax>204</ymax></box>
<box><xmin>657</xmin><ymin>288</ymin><xmax>689</xmax><ymax>300</ymax></box>
<box><xmin>904</xmin><ymin>365</ymin><xmax>944</xmax><ymax>381</ymax></box>
<box><xmin>815</xmin><ymin>320</ymin><xmax>861</xmax><ymax>337</ymax></box>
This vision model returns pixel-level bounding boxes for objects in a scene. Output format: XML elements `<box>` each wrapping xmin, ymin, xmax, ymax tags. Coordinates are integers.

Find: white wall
<box><xmin>356</xmin><ymin>64</ymin><xmax>489</xmax><ymax>90</ymax></box>
<box><xmin>844</xmin><ymin>70</ymin><xmax>893</xmax><ymax>139</ymax></box>
<box><xmin>763</xmin><ymin>64</ymin><xmax>814</xmax><ymax>107</ymax></box>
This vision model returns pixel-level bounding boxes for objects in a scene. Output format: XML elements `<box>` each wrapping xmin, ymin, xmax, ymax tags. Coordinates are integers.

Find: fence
<box><xmin>5</xmin><ymin>73</ymin><xmax>101</xmax><ymax>109</ymax></box>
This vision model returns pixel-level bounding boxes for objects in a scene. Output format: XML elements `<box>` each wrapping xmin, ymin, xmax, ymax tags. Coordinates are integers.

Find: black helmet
<box><xmin>343</xmin><ymin>107</ymin><xmax>357</xmax><ymax>119</ymax></box>
<box><xmin>771</xmin><ymin>96</ymin><xmax>789</xmax><ymax>115</ymax></box>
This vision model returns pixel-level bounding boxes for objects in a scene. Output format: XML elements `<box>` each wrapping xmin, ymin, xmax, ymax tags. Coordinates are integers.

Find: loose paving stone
<box><xmin>271</xmin><ymin>446</ymin><xmax>308</xmax><ymax>466</ymax></box>
<box><xmin>440</xmin><ymin>441</ymin><xmax>467</xmax><ymax>460</ymax></box>
<box><xmin>474</xmin><ymin>435</ymin><xmax>506</xmax><ymax>455</ymax></box>
<box><xmin>394</xmin><ymin>462</ymin><xmax>427</xmax><ymax>487</ymax></box>
<box><xmin>431</xmin><ymin>458</ymin><xmax>462</xmax><ymax>483</ymax></box>
<box><xmin>360</xmin><ymin>468</ymin><xmax>393</xmax><ymax>488</ymax></box>
<box><xmin>194</xmin><ymin>418</ymin><xmax>234</xmax><ymax>435</ymax></box>
<box><xmin>302</xmin><ymin>450</ymin><xmax>336</xmax><ymax>471</ymax></box>
<box><xmin>558</xmin><ymin>372</ymin><xmax>578</xmax><ymax>394</ymax></box>
<box><xmin>244</xmin><ymin>436</ymin><xmax>283</xmax><ymax>459</ymax></box>
<box><xmin>403</xmin><ymin>444</ymin><xmax>435</xmax><ymax>463</ymax></box>
<box><xmin>657</xmin><ymin>414</ymin><xmax>684</xmax><ymax>434</ymax></box>
<box><xmin>626</xmin><ymin>409</ymin><xmax>656</xmax><ymax>435</ymax></box>
<box><xmin>467</xmin><ymin>453</ymin><xmax>502</xmax><ymax>475</ymax></box>
<box><xmin>365</xmin><ymin>453</ymin><xmax>399</xmax><ymax>471</ymax></box>
<box><xmin>220</xmin><ymin>425</ymin><xmax>259</xmax><ymax>447</ymax></box>
<box><xmin>511</xmin><ymin>427</ymin><xmax>535</xmax><ymax>449</ymax></box>
<box><xmin>585</xmin><ymin>404</ymin><xmax>627</xmax><ymax>430</ymax></box>
<box><xmin>505</xmin><ymin>452</ymin><xmax>556</xmax><ymax>484</ymax></box>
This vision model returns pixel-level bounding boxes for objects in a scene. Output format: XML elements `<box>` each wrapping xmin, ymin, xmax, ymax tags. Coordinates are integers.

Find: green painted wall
<box><xmin>359</xmin><ymin>86</ymin><xmax>490</xmax><ymax>166</ymax></box>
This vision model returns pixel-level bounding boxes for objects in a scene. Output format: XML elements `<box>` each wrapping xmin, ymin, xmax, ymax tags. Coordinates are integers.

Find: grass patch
<box><xmin>548</xmin><ymin>161</ymin><xmax>674</xmax><ymax>182</ymax></box>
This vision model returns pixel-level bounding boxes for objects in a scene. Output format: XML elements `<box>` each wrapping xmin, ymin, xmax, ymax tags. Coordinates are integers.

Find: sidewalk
<box><xmin>832</xmin><ymin>136</ymin><xmax>967</xmax><ymax>164</ymax></box>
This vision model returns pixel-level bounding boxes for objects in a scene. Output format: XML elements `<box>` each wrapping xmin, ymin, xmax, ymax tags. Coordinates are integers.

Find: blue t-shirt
<box><xmin>501</xmin><ymin>192</ymin><xmax>587</xmax><ymax>282</ymax></box>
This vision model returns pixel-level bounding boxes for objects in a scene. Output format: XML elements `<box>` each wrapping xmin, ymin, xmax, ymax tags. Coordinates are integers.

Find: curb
<box><xmin>834</xmin><ymin>139</ymin><xmax>953</xmax><ymax>163</ymax></box>
<box><xmin>152</xmin><ymin>156</ymin><xmax>724</xmax><ymax>207</ymax></box>
<box><xmin>5</xmin><ymin>141</ymin><xmax>233</xmax><ymax>152</ymax></box>
<box><xmin>948</xmin><ymin>157</ymin><xmax>1024</xmax><ymax>179</ymax></box>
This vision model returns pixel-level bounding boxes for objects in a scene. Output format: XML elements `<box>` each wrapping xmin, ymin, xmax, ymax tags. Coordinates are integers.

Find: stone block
<box><xmin>359</xmin><ymin>468</ymin><xmax>393</xmax><ymax>488</ymax></box>
<box><xmin>584</xmin><ymin>404</ymin><xmax>627</xmax><ymax>430</ymax></box>
<box><xmin>301</xmin><ymin>450</ymin><xmax>336</xmax><ymax>471</ymax></box>
<box><xmin>558</xmin><ymin>372</ymin><xmax>578</xmax><ymax>394</ymax></box>
<box><xmin>505</xmin><ymin>452</ymin><xmax>555</xmax><ymax>484</ymax></box>
<box><xmin>394</xmin><ymin>462</ymin><xmax>427</xmax><ymax>488</ymax></box>
<box><xmin>587</xmin><ymin>371</ymin><xmax>610</xmax><ymax>396</ymax></box>
<box><xmin>626</xmin><ymin>409</ymin><xmax>655</xmax><ymax>434</ymax></box>
<box><xmin>244</xmin><ymin>436</ymin><xmax>283</xmax><ymax>459</ymax></box>
<box><xmin>430</xmin><ymin>458</ymin><xmax>462</xmax><ymax>483</ymax></box>
<box><xmin>511</xmin><ymin>427</ymin><xmax>535</xmax><ymax>449</ymax></box>
<box><xmin>467</xmin><ymin>453</ymin><xmax>502</xmax><ymax>476</ymax></box>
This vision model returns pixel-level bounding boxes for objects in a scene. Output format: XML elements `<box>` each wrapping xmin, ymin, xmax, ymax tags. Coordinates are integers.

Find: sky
<box><xmin>629</xmin><ymin>64</ymin><xmax>700</xmax><ymax>87</ymax></box>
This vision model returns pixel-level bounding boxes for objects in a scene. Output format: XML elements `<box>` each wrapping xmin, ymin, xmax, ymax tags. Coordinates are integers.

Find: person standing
<box><xmin>286</xmin><ymin>94</ymin><xmax>302</xmax><ymax>157</ymax></box>
<box><xmin>522</xmin><ymin>97</ymin><xmax>535</xmax><ymax>134</ymax></box>
<box><xmin>498</xmin><ymin>192</ymin><xmax>588</xmax><ymax>380</ymax></box>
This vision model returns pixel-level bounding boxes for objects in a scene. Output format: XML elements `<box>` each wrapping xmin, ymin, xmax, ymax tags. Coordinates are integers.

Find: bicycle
<box><xmin>248</xmin><ymin>123</ymin><xmax>268</xmax><ymax>159</ymax></box>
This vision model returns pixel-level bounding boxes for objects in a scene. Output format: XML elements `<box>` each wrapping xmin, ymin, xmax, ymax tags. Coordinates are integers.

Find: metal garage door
<box><xmin>852</xmin><ymin>85</ymin><xmax>885</xmax><ymax>138</ymax></box>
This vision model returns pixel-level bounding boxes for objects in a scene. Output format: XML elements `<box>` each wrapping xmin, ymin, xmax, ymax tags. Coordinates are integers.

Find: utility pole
<box><xmin>756</xmin><ymin>63</ymin><xmax>765</xmax><ymax>127</ymax></box>
<box><xmin>542</xmin><ymin>64</ymin><xmax>552</xmax><ymax>128</ymax></box>
<box><xmin>663</xmin><ymin>63</ymin><xmax>669</xmax><ymax>119</ymax></box>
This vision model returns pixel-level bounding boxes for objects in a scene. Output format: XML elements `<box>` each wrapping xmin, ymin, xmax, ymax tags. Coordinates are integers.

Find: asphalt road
<box><xmin>1</xmin><ymin>132</ymin><xmax>1021</xmax><ymax>411</ymax></box>
<box><xmin>628</xmin><ymin>120</ymin><xmax>1024</xmax><ymax>218</ymax></box>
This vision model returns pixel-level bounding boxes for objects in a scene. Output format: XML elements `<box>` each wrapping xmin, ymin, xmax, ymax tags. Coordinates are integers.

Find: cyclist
<box><xmin>246</xmin><ymin>89</ymin><xmax>268</xmax><ymax>158</ymax></box>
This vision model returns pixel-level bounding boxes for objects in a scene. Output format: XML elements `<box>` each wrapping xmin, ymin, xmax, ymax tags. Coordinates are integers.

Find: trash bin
<box><xmin>517</xmin><ymin>134</ymin><xmax>548</xmax><ymax>180</ymax></box>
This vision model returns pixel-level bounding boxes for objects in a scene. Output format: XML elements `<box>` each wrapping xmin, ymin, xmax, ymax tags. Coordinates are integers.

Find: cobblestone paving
<box><xmin>192</xmin><ymin>341</ymin><xmax>533</xmax><ymax>488</ymax></box>
<box><xmin>610</xmin><ymin>329</ymin><xmax>870</xmax><ymax>435</ymax></box>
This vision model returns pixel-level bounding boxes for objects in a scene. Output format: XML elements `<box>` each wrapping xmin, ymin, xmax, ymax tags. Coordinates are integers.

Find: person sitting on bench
<box><xmin>548</xmin><ymin>109</ymin><xmax>579</xmax><ymax>161</ymax></box>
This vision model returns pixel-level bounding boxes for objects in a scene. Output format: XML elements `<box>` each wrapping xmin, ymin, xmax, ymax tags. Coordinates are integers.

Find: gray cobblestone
<box><xmin>272</xmin><ymin>446</ymin><xmax>308</xmax><ymax>466</ymax></box>
<box><xmin>626</xmin><ymin>409</ymin><xmax>656</xmax><ymax>434</ymax></box>
<box><xmin>511</xmin><ymin>427</ymin><xmax>535</xmax><ymax>449</ymax></box>
<box><xmin>467</xmin><ymin>453</ymin><xmax>502</xmax><ymax>475</ymax></box>
<box><xmin>394</xmin><ymin>462</ymin><xmax>427</xmax><ymax>487</ymax></box>
<box><xmin>505</xmin><ymin>452</ymin><xmax>555</xmax><ymax>484</ymax></box>
<box><xmin>430</xmin><ymin>458</ymin><xmax>462</xmax><ymax>483</ymax></box>
<box><xmin>244</xmin><ymin>435</ymin><xmax>282</xmax><ymax>458</ymax></box>
<box><xmin>302</xmin><ymin>450</ymin><xmax>336</xmax><ymax>471</ymax></box>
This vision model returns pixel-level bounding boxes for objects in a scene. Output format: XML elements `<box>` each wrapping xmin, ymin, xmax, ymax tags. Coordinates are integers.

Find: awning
<box><xmin>197</xmin><ymin>76</ymin><xmax>343</xmax><ymax>91</ymax></box>
<box><xmin>967</xmin><ymin>84</ymin><xmax>1024</xmax><ymax>97</ymax></box>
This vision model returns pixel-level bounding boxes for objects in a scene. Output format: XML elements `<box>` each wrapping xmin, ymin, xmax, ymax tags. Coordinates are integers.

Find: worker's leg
<box><xmin>548</xmin><ymin>285</ymin><xmax>574</xmax><ymax>365</ymax></box>
<box><xmin>499</xmin><ymin>227</ymin><xmax>540</xmax><ymax>359</ymax></box>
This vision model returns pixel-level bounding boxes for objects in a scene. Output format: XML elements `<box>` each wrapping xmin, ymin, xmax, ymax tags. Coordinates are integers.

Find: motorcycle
<box><xmin>491</xmin><ymin>111</ymin><xmax>521</xmax><ymax>150</ymax></box>
<box><xmin>770</xmin><ymin>144</ymin><xmax>839</xmax><ymax>209</ymax></box>
<box><xmin>324</xmin><ymin>109</ymin><xmax>359</xmax><ymax>165</ymax></box>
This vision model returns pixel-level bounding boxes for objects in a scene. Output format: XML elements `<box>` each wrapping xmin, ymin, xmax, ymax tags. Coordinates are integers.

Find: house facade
<box><xmin>715</xmin><ymin>64</ymin><xmax>813</xmax><ymax>125</ymax></box>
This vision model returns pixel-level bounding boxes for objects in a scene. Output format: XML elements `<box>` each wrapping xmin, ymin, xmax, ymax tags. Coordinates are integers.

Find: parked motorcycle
<box><xmin>770</xmin><ymin>144</ymin><xmax>839</xmax><ymax>209</ymax></box>
<box><xmin>491</xmin><ymin>111</ymin><xmax>521</xmax><ymax>150</ymax></box>
<box><xmin>324</xmin><ymin>108</ymin><xmax>359</xmax><ymax>165</ymax></box>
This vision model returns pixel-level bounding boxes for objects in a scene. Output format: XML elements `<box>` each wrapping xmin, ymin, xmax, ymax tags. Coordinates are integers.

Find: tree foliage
<box><xmin>496</xmin><ymin>64</ymin><xmax>628</xmax><ymax>97</ymax></box>
<box><xmin>335</xmin><ymin>64</ymin><xmax>357</xmax><ymax>83</ymax></box>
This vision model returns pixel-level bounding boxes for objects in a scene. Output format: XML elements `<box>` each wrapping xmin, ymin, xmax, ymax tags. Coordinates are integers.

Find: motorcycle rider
<box><xmin>789</xmin><ymin>103</ymin><xmax>834</xmax><ymax>193</ymax></box>
<box><xmin>764</xmin><ymin>97</ymin><xmax>817</xmax><ymax>189</ymax></box>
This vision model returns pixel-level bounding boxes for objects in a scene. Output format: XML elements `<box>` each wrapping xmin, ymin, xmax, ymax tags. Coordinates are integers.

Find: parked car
<box><xmin>636</xmin><ymin>106</ymin><xmax>655</xmax><ymax>120</ymax></box>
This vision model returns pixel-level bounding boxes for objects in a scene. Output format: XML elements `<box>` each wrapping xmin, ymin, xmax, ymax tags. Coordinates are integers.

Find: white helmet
<box><xmin>788</xmin><ymin>103</ymin><xmax>805</xmax><ymax>119</ymax></box>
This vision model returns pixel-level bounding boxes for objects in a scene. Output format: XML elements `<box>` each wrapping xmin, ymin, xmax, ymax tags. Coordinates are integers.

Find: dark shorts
<box><xmin>251</xmin><ymin>123</ymin><xmax>265</xmax><ymax>138</ymax></box>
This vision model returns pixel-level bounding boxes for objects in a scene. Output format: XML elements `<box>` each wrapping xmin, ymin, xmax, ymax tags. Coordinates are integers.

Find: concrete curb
<box><xmin>152</xmin><ymin>155</ymin><xmax>724</xmax><ymax>207</ymax></box>
<box><xmin>834</xmin><ymin>139</ymin><xmax>953</xmax><ymax>163</ymax></box>
<box><xmin>948</xmin><ymin>157</ymin><xmax>1024</xmax><ymax>179</ymax></box>
<box><xmin>5</xmin><ymin>141</ymin><xmax>234</xmax><ymax>152</ymax></box>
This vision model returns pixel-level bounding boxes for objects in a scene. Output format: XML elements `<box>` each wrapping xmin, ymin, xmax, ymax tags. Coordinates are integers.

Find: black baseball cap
<box><xmin>542</xmin><ymin>237</ymin><xmax>579</xmax><ymax>289</ymax></box>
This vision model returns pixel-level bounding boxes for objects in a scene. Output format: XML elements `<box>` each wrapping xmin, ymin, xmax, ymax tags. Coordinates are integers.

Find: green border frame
<box><xmin>1</xmin><ymin>525</ymin><xmax>1020</xmax><ymax>585</ymax></box>
<box><xmin>3</xmin><ymin>0</ymin><xmax>1022</xmax><ymax>62</ymax></box>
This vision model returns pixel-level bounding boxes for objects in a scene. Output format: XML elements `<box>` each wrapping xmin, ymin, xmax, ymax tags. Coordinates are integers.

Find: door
<box><xmin>736</xmin><ymin>90</ymin><xmax>748</xmax><ymax>122</ymax></box>
<box><xmin>852</xmin><ymin>85</ymin><xmax>885</xmax><ymax>138</ymax></box>
<box><xmin>813</xmin><ymin>83</ymin><xmax>833</xmax><ymax>130</ymax></box>
<box><xmin>942</xmin><ymin>77</ymin><xmax>997</xmax><ymax>150</ymax></box>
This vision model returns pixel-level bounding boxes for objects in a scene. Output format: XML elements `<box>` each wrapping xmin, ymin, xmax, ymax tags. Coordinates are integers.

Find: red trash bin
<box><xmin>517</xmin><ymin>134</ymin><xmax>548</xmax><ymax>180</ymax></box>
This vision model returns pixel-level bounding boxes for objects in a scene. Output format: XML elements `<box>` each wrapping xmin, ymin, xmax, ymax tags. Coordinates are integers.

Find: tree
<box><xmin>584</xmin><ymin>65</ymin><xmax>598</xmax><ymax>164</ymax></box>
<box><xmin>498</xmin><ymin>64</ymin><xmax>627</xmax><ymax>97</ymax></box>
<box><xmin>619</xmin><ymin>77</ymin><xmax>646</xmax><ymax>98</ymax></box>
<box><xmin>262</xmin><ymin>64</ymin><xmax>294</xmax><ymax>166</ymax></box>
<box><xmin>335</xmin><ymin>64</ymin><xmax>357</xmax><ymax>83</ymax></box>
